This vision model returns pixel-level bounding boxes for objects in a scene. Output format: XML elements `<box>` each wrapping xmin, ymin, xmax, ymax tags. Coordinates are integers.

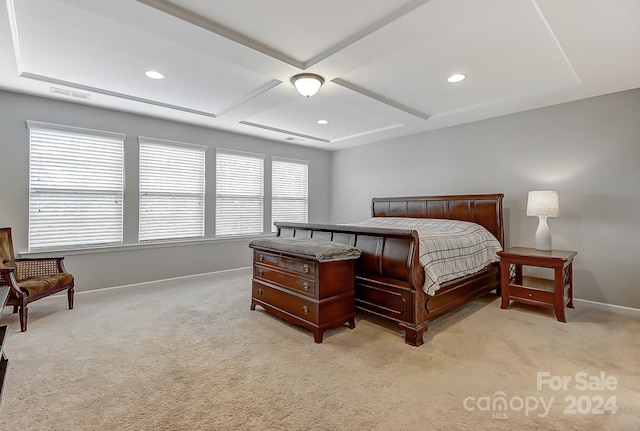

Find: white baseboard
<box><xmin>573</xmin><ymin>298</ymin><xmax>640</xmax><ymax>317</ymax></box>
<box><xmin>74</xmin><ymin>266</ymin><xmax>252</xmax><ymax>296</ymax></box>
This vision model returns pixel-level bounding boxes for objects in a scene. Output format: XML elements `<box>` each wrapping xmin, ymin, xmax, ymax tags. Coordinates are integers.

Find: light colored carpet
<box><xmin>0</xmin><ymin>268</ymin><xmax>638</xmax><ymax>431</ymax></box>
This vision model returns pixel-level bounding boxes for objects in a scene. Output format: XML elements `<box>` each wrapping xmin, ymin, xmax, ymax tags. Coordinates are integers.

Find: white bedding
<box><xmin>350</xmin><ymin>217</ymin><xmax>502</xmax><ymax>295</ymax></box>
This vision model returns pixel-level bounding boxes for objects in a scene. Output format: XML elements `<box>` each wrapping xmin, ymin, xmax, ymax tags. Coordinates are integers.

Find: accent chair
<box><xmin>0</xmin><ymin>227</ymin><xmax>74</xmax><ymax>331</ymax></box>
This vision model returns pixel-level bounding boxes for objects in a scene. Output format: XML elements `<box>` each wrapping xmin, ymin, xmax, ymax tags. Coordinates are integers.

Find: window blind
<box><xmin>139</xmin><ymin>138</ymin><xmax>206</xmax><ymax>241</ymax></box>
<box><xmin>272</xmin><ymin>157</ymin><xmax>308</xmax><ymax>232</ymax></box>
<box><xmin>27</xmin><ymin>121</ymin><xmax>125</xmax><ymax>250</ymax></box>
<box><xmin>216</xmin><ymin>149</ymin><xmax>264</xmax><ymax>236</ymax></box>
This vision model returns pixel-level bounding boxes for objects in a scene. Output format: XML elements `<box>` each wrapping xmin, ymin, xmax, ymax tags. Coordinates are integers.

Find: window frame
<box><xmin>271</xmin><ymin>156</ymin><xmax>309</xmax><ymax>232</ymax></box>
<box><xmin>215</xmin><ymin>148</ymin><xmax>265</xmax><ymax>237</ymax></box>
<box><xmin>26</xmin><ymin>120</ymin><xmax>125</xmax><ymax>251</ymax></box>
<box><xmin>138</xmin><ymin>136</ymin><xmax>207</xmax><ymax>242</ymax></box>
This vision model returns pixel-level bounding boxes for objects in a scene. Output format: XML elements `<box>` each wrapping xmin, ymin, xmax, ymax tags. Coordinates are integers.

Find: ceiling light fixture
<box><xmin>145</xmin><ymin>70</ymin><xmax>165</xmax><ymax>80</ymax></box>
<box><xmin>291</xmin><ymin>73</ymin><xmax>324</xmax><ymax>97</ymax></box>
<box><xmin>317</xmin><ymin>119</ymin><xmax>329</xmax><ymax>125</ymax></box>
<box><xmin>447</xmin><ymin>73</ymin><xmax>466</xmax><ymax>83</ymax></box>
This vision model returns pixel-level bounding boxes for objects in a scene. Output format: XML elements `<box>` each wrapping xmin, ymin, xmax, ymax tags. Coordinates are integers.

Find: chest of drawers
<box><xmin>250</xmin><ymin>246</ymin><xmax>356</xmax><ymax>343</ymax></box>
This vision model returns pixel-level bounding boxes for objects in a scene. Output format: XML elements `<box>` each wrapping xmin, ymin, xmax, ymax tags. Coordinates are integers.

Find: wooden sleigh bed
<box><xmin>275</xmin><ymin>193</ymin><xmax>504</xmax><ymax>346</ymax></box>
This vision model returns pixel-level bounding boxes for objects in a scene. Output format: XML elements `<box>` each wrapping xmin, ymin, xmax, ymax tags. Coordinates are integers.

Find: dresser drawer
<box><xmin>254</xmin><ymin>265</ymin><xmax>315</xmax><ymax>297</ymax></box>
<box><xmin>254</xmin><ymin>250</ymin><xmax>315</xmax><ymax>276</ymax></box>
<box><xmin>509</xmin><ymin>285</ymin><xmax>554</xmax><ymax>305</ymax></box>
<box><xmin>252</xmin><ymin>282</ymin><xmax>318</xmax><ymax>323</ymax></box>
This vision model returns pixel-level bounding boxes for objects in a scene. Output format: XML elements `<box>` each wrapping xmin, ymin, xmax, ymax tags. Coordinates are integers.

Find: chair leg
<box><xmin>19</xmin><ymin>306</ymin><xmax>28</xmax><ymax>332</ymax></box>
<box><xmin>68</xmin><ymin>288</ymin><xmax>74</xmax><ymax>310</ymax></box>
<box><xmin>12</xmin><ymin>305</ymin><xmax>18</xmax><ymax>314</ymax></box>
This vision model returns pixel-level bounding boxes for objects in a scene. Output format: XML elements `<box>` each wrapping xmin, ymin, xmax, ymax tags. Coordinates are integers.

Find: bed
<box><xmin>274</xmin><ymin>193</ymin><xmax>504</xmax><ymax>346</ymax></box>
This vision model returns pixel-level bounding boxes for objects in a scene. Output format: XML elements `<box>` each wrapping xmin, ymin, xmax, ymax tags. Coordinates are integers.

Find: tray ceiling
<box><xmin>1</xmin><ymin>0</ymin><xmax>638</xmax><ymax>150</ymax></box>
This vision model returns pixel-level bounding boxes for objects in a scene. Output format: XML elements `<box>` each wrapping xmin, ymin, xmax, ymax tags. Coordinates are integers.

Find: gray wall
<box><xmin>330</xmin><ymin>88</ymin><xmax>640</xmax><ymax>309</ymax></box>
<box><xmin>0</xmin><ymin>90</ymin><xmax>331</xmax><ymax>290</ymax></box>
<box><xmin>3</xmin><ymin>88</ymin><xmax>639</xmax><ymax>308</ymax></box>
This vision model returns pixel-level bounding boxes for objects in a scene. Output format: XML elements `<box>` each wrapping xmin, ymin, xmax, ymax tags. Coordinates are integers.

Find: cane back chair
<box><xmin>0</xmin><ymin>227</ymin><xmax>74</xmax><ymax>331</ymax></box>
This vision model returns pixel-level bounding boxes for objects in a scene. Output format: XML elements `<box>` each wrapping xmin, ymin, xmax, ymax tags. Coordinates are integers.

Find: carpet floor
<box><xmin>0</xmin><ymin>268</ymin><xmax>638</xmax><ymax>430</ymax></box>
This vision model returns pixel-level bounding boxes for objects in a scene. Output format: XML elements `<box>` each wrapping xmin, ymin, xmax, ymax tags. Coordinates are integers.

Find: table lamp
<box><xmin>526</xmin><ymin>191</ymin><xmax>559</xmax><ymax>251</ymax></box>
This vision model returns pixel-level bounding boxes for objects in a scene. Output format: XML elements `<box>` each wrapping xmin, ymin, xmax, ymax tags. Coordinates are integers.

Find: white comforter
<box><xmin>350</xmin><ymin>217</ymin><xmax>502</xmax><ymax>295</ymax></box>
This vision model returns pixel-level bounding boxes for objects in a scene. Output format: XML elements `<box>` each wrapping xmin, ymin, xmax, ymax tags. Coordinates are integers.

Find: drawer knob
<box><xmin>258</xmin><ymin>270</ymin><xmax>264</xmax><ymax>277</ymax></box>
<box><xmin>257</xmin><ymin>288</ymin><xmax>263</xmax><ymax>296</ymax></box>
<box><xmin>302</xmin><ymin>264</ymin><xmax>310</xmax><ymax>273</ymax></box>
<box><xmin>302</xmin><ymin>282</ymin><xmax>309</xmax><ymax>291</ymax></box>
<box><xmin>528</xmin><ymin>293</ymin><xmax>533</xmax><ymax>297</ymax></box>
<box><xmin>302</xmin><ymin>305</ymin><xmax>309</xmax><ymax>314</ymax></box>
<box><xmin>258</xmin><ymin>254</ymin><xmax>264</xmax><ymax>262</ymax></box>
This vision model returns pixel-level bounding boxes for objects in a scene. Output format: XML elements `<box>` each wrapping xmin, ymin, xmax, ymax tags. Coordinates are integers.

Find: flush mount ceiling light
<box><xmin>317</xmin><ymin>119</ymin><xmax>329</xmax><ymax>125</ymax></box>
<box><xmin>145</xmin><ymin>70</ymin><xmax>165</xmax><ymax>80</ymax></box>
<box><xmin>447</xmin><ymin>73</ymin><xmax>466</xmax><ymax>83</ymax></box>
<box><xmin>291</xmin><ymin>73</ymin><xmax>324</xmax><ymax>97</ymax></box>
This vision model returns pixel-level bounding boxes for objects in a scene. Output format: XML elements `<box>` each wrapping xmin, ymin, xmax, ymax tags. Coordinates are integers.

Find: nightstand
<box><xmin>498</xmin><ymin>247</ymin><xmax>577</xmax><ymax>322</ymax></box>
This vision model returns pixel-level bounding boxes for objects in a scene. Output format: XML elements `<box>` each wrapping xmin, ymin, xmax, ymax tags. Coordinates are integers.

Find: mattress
<box><xmin>350</xmin><ymin>217</ymin><xmax>503</xmax><ymax>295</ymax></box>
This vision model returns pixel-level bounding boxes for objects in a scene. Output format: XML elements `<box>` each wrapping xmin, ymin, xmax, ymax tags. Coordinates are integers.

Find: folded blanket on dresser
<box><xmin>249</xmin><ymin>237</ymin><xmax>361</xmax><ymax>262</ymax></box>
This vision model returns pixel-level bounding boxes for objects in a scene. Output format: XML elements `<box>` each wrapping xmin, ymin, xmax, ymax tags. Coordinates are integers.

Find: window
<box><xmin>27</xmin><ymin>121</ymin><xmax>124</xmax><ymax>250</ymax></box>
<box><xmin>139</xmin><ymin>137</ymin><xmax>206</xmax><ymax>241</ymax></box>
<box><xmin>272</xmin><ymin>157</ymin><xmax>308</xmax><ymax>232</ymax></box>
<box><xmin>216</xmin><ymin>149</ymin><xmax>264</xmax><ymax>236</ymax></box>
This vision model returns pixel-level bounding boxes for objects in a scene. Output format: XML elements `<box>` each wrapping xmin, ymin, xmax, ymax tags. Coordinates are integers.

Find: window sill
<box><xmin>19</xmin><ymin>233</ymin><xmax>276</xmax><ymax>258</ymax></box>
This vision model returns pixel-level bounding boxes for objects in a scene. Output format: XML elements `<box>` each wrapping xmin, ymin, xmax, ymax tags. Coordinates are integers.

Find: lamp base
<box><xmin>535</xmin><ymin>216</ymin><xmax>552</xmax><ymax>251</ymax></box>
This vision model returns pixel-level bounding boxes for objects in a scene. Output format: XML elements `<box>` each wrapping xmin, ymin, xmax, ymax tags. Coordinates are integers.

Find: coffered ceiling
<box><xmin>1</xmin><ymin>0</ymin><xmax>638</xmax><ymax>150</ymax></box>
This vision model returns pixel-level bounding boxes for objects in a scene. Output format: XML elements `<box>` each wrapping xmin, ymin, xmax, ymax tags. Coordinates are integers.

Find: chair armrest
<box><xmin>0</xmin><ymin>267</ymin><xmax>23</xmax><ymax>296</ymax></box>
<box><xmin>14</xmin><ymin>258</ymin><xmax>67</xmax><ymax>278</ymax></box>
<box><xmin>0</xmin><ymin>267</ymin><xmax>16</xmax><ymax>284</ymax></box>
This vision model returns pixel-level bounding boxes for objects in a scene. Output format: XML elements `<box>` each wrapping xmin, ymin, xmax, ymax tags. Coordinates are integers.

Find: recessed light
<box><xmin>317</xmin><ymin>119</ymin><xmax>329</xmax><ymax>125</ymax></box>
<box><xmin>447</xmin><ymin>73</ymin><xmax>466</xmax><ymax>83</ymax></box>
<box><xmin>145</xmin><ymin>70</ymin><xmax>165</xmax><ymax>80</ymax></box>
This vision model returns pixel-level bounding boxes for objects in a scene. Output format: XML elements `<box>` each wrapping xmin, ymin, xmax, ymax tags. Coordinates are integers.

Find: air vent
<box><xmin>50</xmin><ymin>87</ymin><xmax>91</xmax><ymax>100</ymax></box>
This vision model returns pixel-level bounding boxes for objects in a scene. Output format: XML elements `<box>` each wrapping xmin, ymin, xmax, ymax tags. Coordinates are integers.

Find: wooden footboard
<box><xmin>275</xmin><ymin>193</ymin><xmax>504</xmax><ymax>346</ymax></box>
<box><xmin>276</xmin><ymin>222</ymin><xmax>425</xmax><ymax>292</ymax></box>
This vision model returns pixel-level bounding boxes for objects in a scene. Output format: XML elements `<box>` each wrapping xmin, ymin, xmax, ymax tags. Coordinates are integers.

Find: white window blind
<box><xmin>216</xmin><ymin>149</ymin><xmax>264</xmax><ymax>236</ymax></box>
<box><xmin>272</xmin><ymin>157</ymin><xmax>308</xmax><ymax>232</ymax></box>
<box><xmin>139</xmin><ymin>138</ymin><xmax>206</xmax><ymax>242</ymax></box>
<box><xmin>27</xmin><ymin>121</ymin><xmax>125</xmax><ymax>250</ymax></box>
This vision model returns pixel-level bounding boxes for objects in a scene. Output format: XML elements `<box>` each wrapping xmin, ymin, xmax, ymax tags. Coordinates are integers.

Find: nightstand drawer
<box><xmin>254</xmin><ymin>265</ymin><xmax>315</xmax><ymax>297</ymax></box>
<box><xmin>509</xmin><ymin>285</ymin><xmax>554</xmax><ymax>304</ymax></box>
<box><xmin>254</xmin><ymin>251</ymin><xmax>316</xmax><ymax>276</ymax></box>
<box><xmin>252</xmin><ymin>281</ymin><xmax>318</xmax><ymax>323</ymax></box>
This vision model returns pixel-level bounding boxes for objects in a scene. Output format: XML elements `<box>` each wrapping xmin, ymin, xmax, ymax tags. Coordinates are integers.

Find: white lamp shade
<box><xmin>526</xmin><ymin>191</ymin><xmax>559</xmax><ymax>217</ymax></box>
<box><xmin>526</xmin><ymin>190</ymin><xmax>559</xmax><ymax>251</ymax></box>
<box><xmin>291</xmin><ymin>73</ymin><xmax>324</xmax><ymax>97</ymax></box>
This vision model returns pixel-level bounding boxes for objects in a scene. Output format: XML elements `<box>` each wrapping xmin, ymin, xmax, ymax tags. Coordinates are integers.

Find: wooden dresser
<box><xmin>250</xmin><ymin>241</ymin><xmax>358</xmax><ymax>343</ymax></box>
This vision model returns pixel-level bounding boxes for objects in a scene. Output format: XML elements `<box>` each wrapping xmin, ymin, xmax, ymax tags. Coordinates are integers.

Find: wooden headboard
<box><xmin>371</xmin><ymin>194</ymin><xmax>504</xmax><ymax>246</ymax></box>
